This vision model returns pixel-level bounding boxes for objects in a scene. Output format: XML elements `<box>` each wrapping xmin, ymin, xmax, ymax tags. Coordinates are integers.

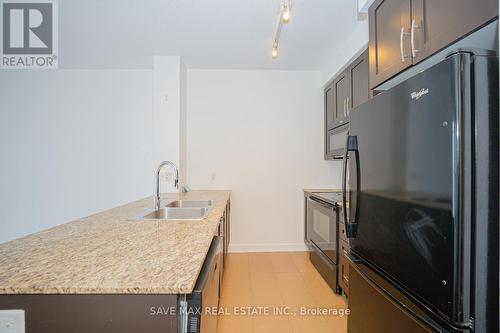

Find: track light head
<box><xmin>282</xmin><ymin>8</ymin><xmax>290</xmax><ymax>23</ymax></box>
<box><xmin>271</xmin><ymin>0</ymin><xmax>291</xmax><ymax>59</ymax></box>
<box><xmin>272</xmin><ymin>45</ymin><xmax>279</xmax><ymax>59</ymax></box>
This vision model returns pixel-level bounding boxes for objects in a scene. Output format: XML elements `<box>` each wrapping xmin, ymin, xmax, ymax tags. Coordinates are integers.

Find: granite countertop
<box><xmin>0</xmin><ymin>190</ymin><xmax>230</xmax><ymax>295</ymax></box>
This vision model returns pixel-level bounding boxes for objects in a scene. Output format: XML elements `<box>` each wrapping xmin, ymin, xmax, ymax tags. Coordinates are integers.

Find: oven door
<box><xmin>307</xmin><ymin>197</ymin><xmax>337</xmax><ymax>264</ymax></box>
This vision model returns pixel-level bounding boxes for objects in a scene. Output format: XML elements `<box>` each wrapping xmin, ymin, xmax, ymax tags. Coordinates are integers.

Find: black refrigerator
<box><xmin>343</xmin><ymin>49</ymin><xmax>498</xmax><ymax>333</ymax></box>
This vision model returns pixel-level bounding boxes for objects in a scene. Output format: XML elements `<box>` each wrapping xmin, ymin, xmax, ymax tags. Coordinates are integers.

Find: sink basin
<box><xmin>164</xmin><ymin>200</ymin><xmax>214</xmax><ymax>208</ymax></box>
<box><xmin>144</xmin><ymin>207</ymin><xmax>209</xmax><ymax>220</ymax></box>
<box><xmin>130</xmin><ymin>199</ymin><xmax>214</xmax><ymax>221</ymax></box>
<box><xmin>135</xmin><ymin>207</ymin><xmax>210</xmax><ymax>221</ymax></box>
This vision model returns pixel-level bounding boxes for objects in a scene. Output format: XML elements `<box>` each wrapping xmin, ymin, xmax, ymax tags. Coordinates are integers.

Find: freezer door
<box><xmin>348</xmin><ymin>259</ymin><xmax>464</xmax><ymax>333</ymax></box>
<box><xmin>346</xmin><ymin>54</ymin><xmax>465</xmax><ymax>321</ymax></box>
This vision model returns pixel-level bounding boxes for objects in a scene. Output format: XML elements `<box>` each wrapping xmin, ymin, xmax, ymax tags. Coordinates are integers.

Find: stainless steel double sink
<box><xmin>131</xmin><ymin>200</ymin><xmax>214</xmax><ymax>221</ymax></box>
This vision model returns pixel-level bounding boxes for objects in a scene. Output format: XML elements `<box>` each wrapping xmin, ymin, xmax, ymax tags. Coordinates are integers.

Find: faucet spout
<box><xmin>155</xmin><ymin>161</ymin><xmax>179</xmax><ymax>210</ymax></box>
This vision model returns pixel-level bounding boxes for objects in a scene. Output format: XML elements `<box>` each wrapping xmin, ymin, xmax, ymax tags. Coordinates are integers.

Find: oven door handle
<box><xmin>342</xmin><ymin>135</ymin><xmax>360</xmax><ymax>238</ymax></box>
<box><xmin>308</xmin><ymin>197</ymin><xmax>333</xmax><ymax>210</ymax></box>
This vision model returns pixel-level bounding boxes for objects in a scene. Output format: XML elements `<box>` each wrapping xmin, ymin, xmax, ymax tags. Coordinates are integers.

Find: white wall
<box><xmin>321</xmin><ymin>20</ymin><xmax>369</xmax><ymax>86</ymax></box>
<box><xmin>0</xmin><ymin>66</ymin><xmax>341</xmax><ymax>249</ymax></box>
<box><xmin>152</xmin><ymin>56</ymin><xmax>188</xmax><ymax>192</ymax></box>
<box><xmin>180</xmin><ymin>61</ymin><xmax>188</xmax><ymax>188</ymax></box>
<box><xmin>0</xmin><ymin>70</ymin><xmax>154</xmax><ymax>243</ymax></box>
<box><xmin>187</xmin><ymin>70</ymin><xmax>342</xmax><ymax>252</ymax></box>
<box><xmin>357</xmin><ymin>0</ymin><xmax>375</xmax><ymax>13</ymax></box>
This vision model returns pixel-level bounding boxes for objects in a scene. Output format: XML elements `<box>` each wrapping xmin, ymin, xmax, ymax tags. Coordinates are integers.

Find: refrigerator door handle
<box><xmin>343</xmin><ymin>135</ymin><xmax>360</xmax><ymax>238</ymax></box>
<box><xmin>342</xmin><ymin>138</ymin><xmax>349</xmax><ymax>223</ymax></box>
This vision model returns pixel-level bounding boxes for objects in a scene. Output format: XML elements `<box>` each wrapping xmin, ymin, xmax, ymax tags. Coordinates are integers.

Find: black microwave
<box><xmin>325</xmin><ymin>123</ymin><xmax>348</xmax><ymax>160</ymax></box>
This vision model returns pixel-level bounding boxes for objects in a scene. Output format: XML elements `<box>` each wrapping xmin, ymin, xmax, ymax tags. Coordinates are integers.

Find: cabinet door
<box><xmin>324</xmin><ymin>83</ymin><xmax>334</xmax><ymax>130</ymax></box>
<box><xmin>411</xmin><ymin>0</ymin><xmax>498</xmax><ymax>64</ymax></box>
<box><xmin>348</xmin><ymin>49</ymin><xmax>370</xmax><ymax>110</ymax></box>
<box><xmin>219</xmin><ymin>216</ymin><xmax>225</xmax><ymax>279</ymax></box>
<box><xmin>369</xmin><ymin>0</ymin><xmax>412</xmax><ymax>89</ymax></box>
<box><xmin>224</xmin><ymin>203</ymin><xmax>230</xmax><ymax>261</ymax></box>
<box><xmin>333</xmin><ymin>71</ymin><xmax>349</xmax><ymax>127</ymax></box>
<box><xmin>226</xmin><ymin>201</ymin><xmax>230</xmax><ymax>252</ymax></box>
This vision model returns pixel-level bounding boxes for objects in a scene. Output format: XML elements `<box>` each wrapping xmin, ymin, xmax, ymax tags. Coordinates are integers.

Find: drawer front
<box><xmin>310</xmin><ymin>246</ymin><xmax>338</xmax><ymax>293</ymax></box>
<box><xmin>348</xmin><ymin>263</ymin><xmax>438</xmax><ymax>333</ymax></box>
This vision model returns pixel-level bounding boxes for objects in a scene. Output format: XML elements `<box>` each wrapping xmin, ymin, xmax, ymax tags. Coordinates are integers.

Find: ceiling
<box><xmin>59</xmin><ymin>0</ymin><xmax>360</xmax><ymax>70</ymax></box>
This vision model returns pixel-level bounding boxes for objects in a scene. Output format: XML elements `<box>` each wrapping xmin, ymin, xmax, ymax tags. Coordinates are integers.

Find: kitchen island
<box><xmin>0</xmin><ymin>190</ymin><xmax>231</xmax><ymax>333</ymax></box>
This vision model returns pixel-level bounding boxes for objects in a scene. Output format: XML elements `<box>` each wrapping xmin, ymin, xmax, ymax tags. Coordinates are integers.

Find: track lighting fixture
<box><xmin>281</xmin><ymin>0</ymin><xmax>291</xmax><ymax>24</ymax></box>
<box><xmin>271</xmin><ymin>0</ymin><xmax>292</xmax><ymax>59</ymax></box>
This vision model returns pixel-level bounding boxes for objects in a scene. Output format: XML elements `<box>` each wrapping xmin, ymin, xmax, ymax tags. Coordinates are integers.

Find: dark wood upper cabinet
<box><xmin>369</xmin><ymin>0</ymin><xmax>498</xmax><ymax>88</ymax></box>
<box><xmin>324</xmin><ymin>48</ymin><xmax>370</xmax><ymax>160</ymax></box>
<box><xmin>369</xmin><ymin>0</ymin><xmax>412</xmax><ymax>89</ymax></box>
<box><xmin>411</xmin><ymin>0</ymin><xmax>498</xmax><ymax>64</ymax></box>
<box><xmin>348</xmin><ymin>49</ymin><xmax>370</xmax><ymax>110</ymax></box>
<box><xmin>324</xmin><ymin>49</ymin><xmax>370</xmax><ymax>133</ymax></box>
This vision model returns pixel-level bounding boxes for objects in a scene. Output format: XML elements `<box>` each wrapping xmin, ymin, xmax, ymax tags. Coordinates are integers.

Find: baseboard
<box><xmin>229</xmin><ymin>243</ymin><xmax>309</xmax><ymax>253</ymax></box>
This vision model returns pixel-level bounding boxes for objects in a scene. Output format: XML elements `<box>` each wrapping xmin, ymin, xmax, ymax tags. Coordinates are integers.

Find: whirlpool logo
<box><xmin>1</xmin><ymin>0</ymin><xmax>58</xmax><ymax>69</ymax></box>
<box><xmin>411</xmin><ymin>88</ymin><xmax>429</xmax><ymax>101</ymax></box>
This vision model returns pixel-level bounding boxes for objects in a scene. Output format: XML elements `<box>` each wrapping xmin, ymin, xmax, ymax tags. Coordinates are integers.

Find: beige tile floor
<box><xmin>217</xmin><ymin>252</ymin><xmax>348</xmax><ymax>333</ymax></box>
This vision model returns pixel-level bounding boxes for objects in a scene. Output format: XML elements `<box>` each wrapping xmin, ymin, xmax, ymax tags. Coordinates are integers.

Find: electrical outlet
<box><xmin>0</xmin><ymin>310</ymin><xmax>25</xmax><ymax>333</ymax></box>
<box><xmin>210</xmin><ymin>172</ymin><xmax>216</xmax><ymax>181</ymax></box>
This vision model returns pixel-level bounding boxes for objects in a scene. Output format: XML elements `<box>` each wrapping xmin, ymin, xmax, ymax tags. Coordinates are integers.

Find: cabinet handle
<box><xmin>400</xmin><ymin>26</ymin><xmax>409</xmax><ymax>62</ymax></box>
<box><xmin>343</xmin><ymin>98</ymin><xmax>346</xmax><ymax>113</ymax></box>
<box><xmin>411</xmin><ymin>19</ymin><xmax>421</xmax><ymax>58</ymax></box>
<box><xmin>346</xmin><ymin>97</ymin><xmax>350</xmax><ymax>114</ymax></box>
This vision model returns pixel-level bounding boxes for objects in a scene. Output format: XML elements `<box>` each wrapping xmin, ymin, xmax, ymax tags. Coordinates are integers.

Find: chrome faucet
<box><xmin>155</xmin><ymin>161</ymin><xmax>179</xmax><ymax>210</ymax></box>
